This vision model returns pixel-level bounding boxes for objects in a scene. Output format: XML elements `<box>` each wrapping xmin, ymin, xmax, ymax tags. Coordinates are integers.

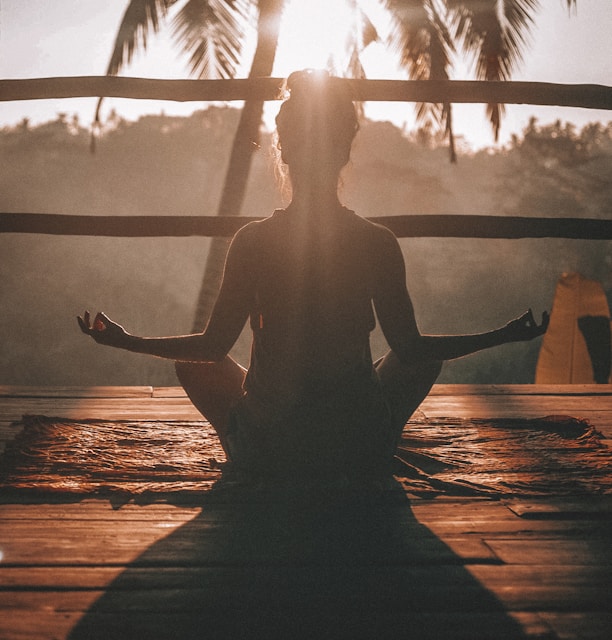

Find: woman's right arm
<box><xmin>78</xmin><ymin>225</ymin><xmax>257</xmax><ymax>362</ymax></box>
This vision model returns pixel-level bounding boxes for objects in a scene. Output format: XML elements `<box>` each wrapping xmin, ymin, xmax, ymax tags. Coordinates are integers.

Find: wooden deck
<box><xmin>1</xmin><ymin>384</ymin><xmax>611</xmax><ymax>639</ymax></box>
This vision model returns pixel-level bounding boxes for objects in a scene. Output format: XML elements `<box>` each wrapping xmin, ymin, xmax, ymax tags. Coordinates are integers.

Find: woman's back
<box><xmin>241</xmin><ymin>205</ymin><xmax>391</xmax><ymax>410</ymax></box>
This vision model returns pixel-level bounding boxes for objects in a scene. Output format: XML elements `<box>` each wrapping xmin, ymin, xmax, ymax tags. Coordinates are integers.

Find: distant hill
<box><xmin>1</xmin><ymin>109</ymin><xmax>610</xmax><ymax>385</ymax></box>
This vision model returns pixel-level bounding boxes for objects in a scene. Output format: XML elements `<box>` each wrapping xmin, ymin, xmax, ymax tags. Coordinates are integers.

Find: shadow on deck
<box><xmin>65</xmin><ymin>489</ymin><xmax>530</xmax><ymax>640</ymax></box>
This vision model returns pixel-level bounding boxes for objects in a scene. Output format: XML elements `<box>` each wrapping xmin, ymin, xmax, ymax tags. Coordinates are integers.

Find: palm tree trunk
<box><xmin>191</xmin><ymin>0</ymin><xmax>284</xmax><ymax>331</ymax></box>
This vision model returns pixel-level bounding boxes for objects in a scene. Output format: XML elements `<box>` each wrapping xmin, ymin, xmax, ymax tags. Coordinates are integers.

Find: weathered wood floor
<box><xmin>0</xmin><ymin>385</ymin><xmax>611</xmax><ymax>639</ymax></box>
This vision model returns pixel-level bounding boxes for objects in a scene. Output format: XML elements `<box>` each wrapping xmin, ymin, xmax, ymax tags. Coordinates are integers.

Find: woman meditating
<box><xmin>79</xmin><ymin>70</ymin><xmax>548</xmax><ymax>482</ymax></box>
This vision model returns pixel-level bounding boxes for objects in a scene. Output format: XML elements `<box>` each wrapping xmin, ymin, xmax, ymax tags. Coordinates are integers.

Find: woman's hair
<box><xmin>274</xmin><ymin>70</ymin><xmax>359</xmax><ymax>176</ymax></box>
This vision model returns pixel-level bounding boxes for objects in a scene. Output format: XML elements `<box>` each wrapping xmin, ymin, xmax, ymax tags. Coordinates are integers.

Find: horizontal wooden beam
<box><xmin>1</xmin><ymin>76</ymin><xmax>611</xmax><ymax>110</ymax></box>
<box><xmin>1</xmin><ymin>213</ymin><xmax>611</xmax><ymax>240</ymax></box>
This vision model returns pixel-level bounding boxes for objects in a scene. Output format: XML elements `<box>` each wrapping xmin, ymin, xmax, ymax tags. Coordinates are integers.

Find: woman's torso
<box><xmin>241</xmin><ymin>206</ymin><xmax>389</xmax><ymax>413</ymax></box>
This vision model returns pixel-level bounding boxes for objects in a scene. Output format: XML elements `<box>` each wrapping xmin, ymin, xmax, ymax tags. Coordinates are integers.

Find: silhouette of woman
<box><xmin>79</xmin><ymin>70</ymin><xmax>548</xmax><ymax>481</ymax></box>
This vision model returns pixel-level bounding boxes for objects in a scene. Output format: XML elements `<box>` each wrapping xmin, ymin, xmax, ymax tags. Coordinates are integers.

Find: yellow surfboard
<box><xmin>536</xmin><ymin>272</ymin><xmax>611</xmax><ymax>384</ymax></box>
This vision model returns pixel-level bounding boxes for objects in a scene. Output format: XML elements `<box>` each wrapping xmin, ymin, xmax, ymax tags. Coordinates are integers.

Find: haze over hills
<box><xmin>1</xmin><ymin>107</ymin><xmax>610</xmax><ymax>385</ymax></box>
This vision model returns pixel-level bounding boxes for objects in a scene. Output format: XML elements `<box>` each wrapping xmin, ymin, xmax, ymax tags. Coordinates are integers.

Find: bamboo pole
<box><xmin>1</xmin><ymin>77</ymin><xmax>611</xmax><ymax>110</ymax></box>
<box><xmin>1</xmin><ymin>213</ymin><xmax>611</xmax><ymax>240</ymax></box>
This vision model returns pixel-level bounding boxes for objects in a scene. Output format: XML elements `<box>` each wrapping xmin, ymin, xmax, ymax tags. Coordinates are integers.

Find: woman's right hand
<box><xmin>77</xmin><ymin>311</ymin><xmax>129</xmax><ymax>348</ymax></box>
<box><xmin>504</xmin><ymin>309</ymin><xmax>549</xmax><ymax>342</ymax></box>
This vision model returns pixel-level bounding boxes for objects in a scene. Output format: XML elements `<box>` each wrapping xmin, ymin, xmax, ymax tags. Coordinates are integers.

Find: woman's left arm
<box><xmin>418</xmin><ymin>309</ymin><xmax>549</xmax><ymax>361</ymax></box>
<box><xmin>372</xmin><ymin>227</ymin><xmax>549</xmax><ymax>363</ymax></box>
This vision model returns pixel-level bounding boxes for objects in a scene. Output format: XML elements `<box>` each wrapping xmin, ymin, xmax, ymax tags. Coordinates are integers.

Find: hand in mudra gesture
<box><xmin>504</xmin><ymin>309</ymin><xmax>549</xmax><ymax>342</ymax></box>
<box><xmin>77</xmin><ymin>311</ymin><xmax>129</xmax><ymax>348</ymax></box>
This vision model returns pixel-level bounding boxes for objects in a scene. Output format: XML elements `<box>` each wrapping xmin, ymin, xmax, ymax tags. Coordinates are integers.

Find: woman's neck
<box><xmin>287</xmin><ymin>169</ymin><xmax>343</xmax><ymax>214</ymax></box>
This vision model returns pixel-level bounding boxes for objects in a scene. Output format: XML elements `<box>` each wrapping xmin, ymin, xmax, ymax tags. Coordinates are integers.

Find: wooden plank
<box><xmin>417</xmin><ymin>398</ymin><xmax>612</xmax><ymax>420</ymax></box>
<box><xmin>3</xmin><ymin>563</ymin><xmax>608</xmax><ymax>592</ymax></box>
<box><xmin>413</xmin><ymin>517</ymin><xmax>610</xmax><ymax>538</ymax></box>
<box><xmin>152</xmin><ymin>387</ymin><xmax>188</xmax><ymax>398</ymax></box>
<box><xmin>0</xmin><ymin>610</ymin><xmax>83</xmax><ymax>640</ymax></box>
<box><xmin>0</xmin><ymin>386</ymin><xmax>153</xmax><ymax>398</ymax></box>
<box><xmin>0</xmin><ymin>608</ymin><xmax>554</xmax><ymax>640</ymax></box>
<box><xmin>0</xmin><ymin>573</ymin><xmax>548</xmax><ymax>612</ymax></box>
<box><xmin>468</xmin><ymin>564</ymin><xmax>612</xmax><ymax>589</ymax></box>
<box><xmin>2</xmin><ymin>384</ymin><xmax>610</xmax><ymax>399</ymax></box>
<box><xmin>0</xmin><ymin>502</ymin><xmax>201</xmax><ymax>521</ymax></box>
<box><xmin>505</xmin><ymin>497</ymin><xmax>612</xmax><ymax>519</ymax></box>
<box><xmin>0</xmin><ymin>397</ymin><xmax>203</xmax><ymax>422</ymax></box>
<box><xmin>466</xmin><ymin>566</ymin><xmax>611</xmax><ymax>610</ymax></box>
<box><xmin>2</xmin><ymin>502</ymin><xmax>605</xmax><ymax>539</ymax></box>
<box><xmin>429</xmin><ymin>384</ymin><xmax>612</xmax><ymax>396</ymax></box>
<box><xmin>0</xmin><ymin>528</ymin><xmax>498</xmax><ymax>566</ymax></box>
<box><xmin>539</xmin><ymin>612</ymin><xmax>612</xmax><ymax>640</ymax></box>
<box><xmin>0</xmin><ymin>567</ymin><xmax>605</xmax><ymax>637</ymax></box>
<box><xmin>411</xmin><ymin>500</ymin><xmax>612</xmax><ymax>538</ymax></box>
<box><xmin>2</xmin><ymin>385</ymin><xmax>612</xmax><ymax>419</ymax></box>
<box><xmin>418</xmin><ymin>396</ymin><xmax>612</xmax><ymax>411</ymax></box>
<box><xmin>483</xmin><ymin>538</ymin><xmax>612</xmax><ymax>565</ymax></box>
<box><xmin>412</xmin><ymin>512</ymin><xmax>609</xmax><ymax>540</ymax></box>
<box><xmin>3</xmin><ymin>392</ymin><xmax>612</xmax><ymax>422</ymax></box>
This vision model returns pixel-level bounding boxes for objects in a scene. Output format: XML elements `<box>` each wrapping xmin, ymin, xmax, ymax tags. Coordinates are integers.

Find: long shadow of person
<box><xmin>67</xmin><ymin>485</ymin><xmax>529</xmax><ymax>640</ymax></box>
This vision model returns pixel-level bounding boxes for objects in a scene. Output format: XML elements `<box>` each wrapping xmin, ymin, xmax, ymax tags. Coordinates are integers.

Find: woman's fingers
<box><xmin>93</xmin><ymin>312</ymin><xmax>107</xmax><ymax>331</ymax></box>
<box><xmin>77</xmin><ymin>310</ymin><xmax>94</xmax><ymax>333</ymax></box>
<box><xmin>77</xmin><ymin>314</ymin><xmax>89</xmax><ymax>334</ymax></box>
<box><xmin>77</xmin><ymin>310</ymin><xmax>109</xmax><ymax>335</ymax></box>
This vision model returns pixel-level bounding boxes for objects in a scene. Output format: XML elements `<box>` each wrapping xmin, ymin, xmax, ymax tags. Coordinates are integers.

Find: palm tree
<box><xmin>97</xmin><ymin>0</ymin><xmax>578</xmax><ymax>332</ymax></box>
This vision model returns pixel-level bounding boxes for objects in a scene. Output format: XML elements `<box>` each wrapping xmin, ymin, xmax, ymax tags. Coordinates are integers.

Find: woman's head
<box><xmin>275</xmin><ymin>70</ymin><xmax>359</xmax><ymax>175</ymax></box>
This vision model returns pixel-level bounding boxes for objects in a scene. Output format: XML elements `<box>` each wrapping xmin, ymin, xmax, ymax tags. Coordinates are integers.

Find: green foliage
<box><xmin>502</xmin><ymin>118</ymin><xmax>612</xmax><ymax>220</ymax></box>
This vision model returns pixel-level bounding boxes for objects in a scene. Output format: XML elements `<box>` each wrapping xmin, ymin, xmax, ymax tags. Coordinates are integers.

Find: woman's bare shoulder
<box><xmin>232</xmin><ymin>210</ymin><xmax>283</xmax><ymax>241</ymax></box>
<box><xmin>344</xmin><ymin>209</ymin><xmax>399</xmax><ymax>245</ymax></box>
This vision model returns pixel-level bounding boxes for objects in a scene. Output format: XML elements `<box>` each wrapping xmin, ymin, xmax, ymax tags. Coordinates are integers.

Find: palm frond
<box><xmin>384</xmin><ymin>0</ymin><xmax>433</xmax><ymax>79</ymax></box>
<box><xmin>341</xmin><ymin>1</ymin><xmax>379</xmax><ymax>76</ymax></box>
<box><xmin>384</xmin><ymin>0</ymin><xmax>456</xmax><ymax>158</ymax></box>
<box><xmin>448</xmin><ymin>0</ymin><xmax>539</xmax><ymax>140</ymax></box>
<box><xmin>171</xmin><ymin>0</ymin><xmax>252</xmax><ymax>79</ymax></box>
<box><xmin>106</xmin><ymin>0</ymin><xmax>179</xmax><ymax>76</ymax></box>
<box><xmin>93</xmin><ymin>0</ymin><xmax>178</xmax><ymax>144</ymax></box>
<box><xmin>359</xmin><ymin>7</ymin><xmax>380</xmax><ymax>49</ymax></box>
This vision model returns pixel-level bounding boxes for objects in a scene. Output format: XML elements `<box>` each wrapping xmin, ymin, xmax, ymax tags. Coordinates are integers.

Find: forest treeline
<box><xmin>1</xmin><ymin>107</ymin><xmax>611</xmax><ymax>385</ymax></box>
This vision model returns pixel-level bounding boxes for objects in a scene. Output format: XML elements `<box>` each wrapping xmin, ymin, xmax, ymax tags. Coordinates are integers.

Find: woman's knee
<box><xmin>175</xmin><ymin>357</ymin><xmax>246</xmax><ymax>397</ymax></box>
<box><xmin>174</xmin><ymin>360</ymin><xmax>209</xmax><ymax>391</ymax></box>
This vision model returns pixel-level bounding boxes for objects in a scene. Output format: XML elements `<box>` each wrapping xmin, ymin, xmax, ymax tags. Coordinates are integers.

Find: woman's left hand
<box><xmin>504</xmin><ymin>309</ymin><xmax>550</xmax><ymax>342</ymax></box>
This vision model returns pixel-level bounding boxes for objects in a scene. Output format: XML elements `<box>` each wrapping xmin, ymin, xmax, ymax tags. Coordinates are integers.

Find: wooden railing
<box><xmin>2</xmin><ymin>76</ymin><xmax>611</xmax><ymax>110</ymax></box>
<box><xmin>1</xmin><ymin>213</ymin><xmax>611</xmax><ymax>240</ymax></box>
<box><xmin>1</xmin><ymin>76</ymin><xmax>611</xmax><ymax>240</ymax></box>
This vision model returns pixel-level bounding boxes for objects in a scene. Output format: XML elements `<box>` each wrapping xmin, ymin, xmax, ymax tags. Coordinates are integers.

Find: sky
<box><xmin>0</xmin><ymin>0</ymin><xmax>610</xmax><ymax>149</ymax></box>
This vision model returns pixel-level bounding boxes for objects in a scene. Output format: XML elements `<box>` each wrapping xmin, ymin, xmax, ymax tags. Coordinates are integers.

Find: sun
<box><xmin>273</xmin><ymin>0</ymin><xmax>397</xmax><ymax>78</ymax></box>
<box><xmin>263</xmin><ymin>0</ymin><xmax>400</xmax><ymax>129</ymax></box>
<box><xmin>273</xmin><ymin>0</ymin><xmax>358</xmax><ymax>77</ymax></box>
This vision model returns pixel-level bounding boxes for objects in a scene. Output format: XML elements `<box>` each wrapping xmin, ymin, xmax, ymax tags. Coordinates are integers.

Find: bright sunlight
<box><xmin>264</xmin><ymin>0</ymin><xmax>405</xmax><ymax>131</ymax></box>
<box><xmin>274</xmin><ymin>0</ymin><xmax>363</xmax><ymax>76</ymax></box>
